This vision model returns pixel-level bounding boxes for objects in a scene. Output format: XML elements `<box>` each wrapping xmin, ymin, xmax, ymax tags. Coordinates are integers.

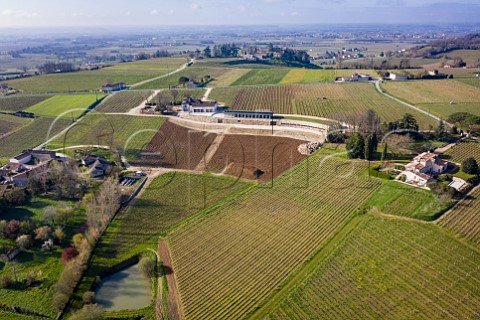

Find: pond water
<box><xmin>95</xmin><ymin>264</ymin><xmax>151</xmax><ymax>311</ymax></box>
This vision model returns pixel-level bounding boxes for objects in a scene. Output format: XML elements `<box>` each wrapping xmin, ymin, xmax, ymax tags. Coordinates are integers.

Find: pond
<box><xmin>95</xmin><ymin>264</ymin><xmax>151</xmax><ymax>311</ymax></box>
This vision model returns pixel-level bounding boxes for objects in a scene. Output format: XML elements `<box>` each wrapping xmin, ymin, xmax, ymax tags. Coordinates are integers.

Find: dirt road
<box><xmin>158</xmin><ymin>239</ymin><xmax>182</xmax><ymax>320</ymax></box>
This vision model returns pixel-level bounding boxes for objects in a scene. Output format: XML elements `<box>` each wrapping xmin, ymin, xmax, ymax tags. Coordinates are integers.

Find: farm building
<box><xmin>182</xmin><ymin>100</ymin><xmax>218</xmax><ymax>114</ymax></box>
<box><xmin>389</xmin><ymin>73</ymin><xmax>408</xmax><ymax>81</ymax></box>
<box><xmin>102</xmin><ymin>82</ymin><xmax>128</xmax><ymax>93</ymax></box>
<box><xmin>224</xmin><ymin>110</ymin><xmax>273</xmax><ymax>120</ymax></box>
<box><xmin>336</xmin><ymin>73</ymin><xmax>371</xmax><ymax>82</ymax></box>
<box><xmin>81</xmin><ymin>155</ymin><xmax>115</xmax><ymax>178</ymax></box>
<box><xmin>400</xmin><ymin>152</ymin><xmax>450</xmax><ymax>188</ymax></box>
<box><xmin>9</xmin><ymin>149</ymin><xmax>56</xmax><ymax>164</ymax></box>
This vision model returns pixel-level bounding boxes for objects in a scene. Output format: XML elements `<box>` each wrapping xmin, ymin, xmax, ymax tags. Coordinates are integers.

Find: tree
<box><xmin>137</xmin><ymin>255</ymin><xmax>155</xmax><ymax>278</ymax></box>
<box><xmin>43</xmin><ymin>205</ymin><xmax>57</xmax><ymax>226</ymax></box>
<box><xmin>72</xmin><ymin>233</ymin><xmax>85</xmax><ymax>249</ymax></box>
<box><xmin>70</xmin><ymin>303</ymin><xmax>104</xmax><ymax>320</ymax></box>
<box><xmin>6</xmin><ymin>220</ymin><xmax>20</xmax><ymax>240</ymax></box>
<box><xmin>178</xmin><ymin>76</ymin><xmax>190</xmax><ymax>87</ymax></box>
<box><xmin>462</xmin><ymin>157</ymin><xmax>478</xmax><ymax>175</ymax></box>
<box><xmin>155</xmin><ymin>92</ymin><xmax>169</xmax><ymax>112</ymax></box>
<box><xmin>170</xmin><ymin>88</ymin><xmax>179</xmax><ymax>105</ymax></box>
<box><xmin>34</xmin><ymin>226</ymin><xmax>52</xmax><ymax>241</ymax></box>
<box><xmin>203</xmin><ymin>46</ymin><xmax>212</xmax><ymax>58</ymax></box>
<box><xmin>326</xmin><ymin>123</ymin><xmax>345</xmax><ymax>143</ymax></box>
<box><xmin>346</xmin><ymin>132</ymin><xmax>365</xmax><ymax>159</ymax></box>
<box><xmin>16</xmin><ymin>234</ymin><xmax>32</xmax><ymax>250</ymax></box>
<box><xmin>358</xmin><ymin>109</ymin><xmax>381</xmax><ymax>136</ymax></box>
<box><xmin>381</xmin><ymin>143</ymin><xmax>388</xmax><ymax>161</ymax></box>
<box><xmin>54</xmin><ymin>227</ymin><xmax>66</xmax><ymax>243</ymax></box>
<box><xmin>83</xmin><ymin>291</ymin><xmax>97</xmax><ymax>305</ymax></box>
<box><xmin>61</xmin><ymin>247</ymin><xmax>79</xmax><ymax>265</ymax></box>
<box><xmin>4</xmin><ymin>188</ymin><xmax>26</xmax><ymax>206</ymax></box>
<box><xmin>364</xmin><ymin>134</ymin><xmax>377</xmax><ymax>160</ymax></box>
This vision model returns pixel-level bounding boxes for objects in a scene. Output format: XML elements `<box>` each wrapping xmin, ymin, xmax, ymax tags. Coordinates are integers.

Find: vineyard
<box><xmin>0</xmin><ymin>94</ymin><xmax>52</xmax><ymax>112</ymax></box>
<box><xmin>133</xmin><ymin>120</ymin><xmax>217</xmax><ymax>169</ymax></box>
<box><xmin>210</xmin><ymin>83</ymin><xmax>437</xmax><ymax>129</ymax></box>
<box><xmin>96</xmin><ymin>91</ymin><xmax>152</xmax><ymax>113</ymax></box>
<box><xmin>25</xmin><ymin>94</ymin><xmax>102</xmax><ymax>119</ymax></box>
<box><xmin>3</xmin><ymin>57</ymin><xmax>184</xmax><ymax>93</ymax></box>
<box><xmin>209</xmin><ymin>68</ymin><xmax>252</xmax><ymax>86</ymax></box>
<box><xmin>167</xmin><ymin>154</ymin><xmax>381</xmax><ymax>319</ymax></box>
<box><xmin>48</xmin><ymin>113</ymin><xmax>165</xmax><ymax>160</ymax></box>
<box><xmin>442</xmin><ymin>139</ymin><xmax>480</xmax><ymax>163</ymax></box>
<box><xmin>438</xmin><ymin>186</ymin><xmax>480</xmax><ymax>247</ymax></box>
<box><xmin>0</xmin><ymin>117</ymin><xmax>71</xmax><ymax>162</ymax></box>
<box><xmin>207</xmin><ymin>134</ymin><xmax>306</xmax><ymax>182</ymax></box>
<box><xmin>0</xmin><ymin>114</ymin><xmax>32</xmax><ymax>136</ymax></box>
<box><xmin>381</xmin><ymin>80</ymin><xmax>480</xmax><ymax>118</ymax></box>
<box><xmin>136</xmin><ymin>67</ymin><xmax>230</xmax><ymax>90</ymax></box>
<box><xmin>231</xmin><ymin>69</ymin><xmax>290</xmax><ymax>86</ymax></box>
<box><xmin>267</xmin><ymin>217</ymin><xmax>480</xmax><ymax>320</ymax></box>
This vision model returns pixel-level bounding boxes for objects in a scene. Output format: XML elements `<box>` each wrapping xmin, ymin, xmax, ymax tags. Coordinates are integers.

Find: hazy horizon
<box><xmin>1</xmin><ymin>0</ymin><xmax>479</xmax><ymax>28</ymax></box>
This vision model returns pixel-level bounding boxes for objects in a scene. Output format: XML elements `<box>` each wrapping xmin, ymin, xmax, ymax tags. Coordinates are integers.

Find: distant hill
<box><xmin>407</xmin><ymin>33</ymin><xmax>480</xmax><ymax>58</ymax></box>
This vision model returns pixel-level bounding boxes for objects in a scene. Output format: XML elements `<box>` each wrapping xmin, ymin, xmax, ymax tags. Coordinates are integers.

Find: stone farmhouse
<box><xmin>0</xmin><ymin>149</ymin><xmax>57</xmax><ymax>188</ymax></box>
<box><xmin>102</xmin><ymin>82</ymin><xmax>128</xmax><ymax>93</ymax></box>
<box><xmin>401</xmin><ymin>152</ymin><xmax>449</xmax><ymax>188</ymax></box>
<box><xmin>335</xmin><ymin>73</ymin><xmax>371</xmax><ymax>82</ymax></box>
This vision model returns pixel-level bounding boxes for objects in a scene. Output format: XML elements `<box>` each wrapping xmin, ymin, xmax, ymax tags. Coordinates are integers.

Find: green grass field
<box><xmin>48</xmin><ymin>113</ymin><xmax>165</xmax><ymax>160</ymax></box>
<box><xmin>266</xmin><ymin>216</ymin><xmax>480</xmax><ymax>320</ymax></box>
<box><xmin>168</xmin><ymin>155</ymin><xmax>381</xmax><ymax>319</ymax></box>
<box><xmin>231</xmin><ymin>69</ymin><xmax>290</xmax><ymax>86</ymax></box>
<box><xmin>25</xmin><ymin>94</ymin><xmax>102</xmax><ymax>119</ymax></box>
<box><xmin>362</xmin><ymin>180</ymin><xmax>449</xmax><ymax>220</ymax></box>
<box><xmin>0</xmin><ymin>95</ymin><xmax>52</xmax><ymax>112</ymax></box>
<box><xmin>3</xmin><ymin>57</ymin><xmax>185</xmax><ymax>93</ymax></box>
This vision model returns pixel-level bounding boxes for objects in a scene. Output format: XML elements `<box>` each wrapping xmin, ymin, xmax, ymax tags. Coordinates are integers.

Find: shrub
<box><xmin>462</xmin><ymin>157</ymin><xmax>478</xmax><ymax>175</ymax></box>
<box><xmin>0</xmin><ymin>275</ymin><xmax>13</xmax><ymax>289</ymax></box>
<box><xmin>137</xmin><ymin>255</ymin><xmax>155</xmax><ymax>278</ymax></box>
<box><xmin>16</xmin><ymin>234</ymin><xmax>33</xmax><ymax>250</ymax></box>
<box><xmin>70</xmin><ymin>303</ymin><xmax>104</xmax><ymax>320</ymax></box>
<box><xmin>52</xmin><ymin>292</ymin><xmax>69</xmax><ymax>311</ymax></box>
<box><xmin>61</xmin><ymin>247</ymin><xmax>79</xmax><ymax>265</ymax></box>
<box><xmin>34</xmin><ymin>225</ymin><xmax>52</xmax><ymax>241</ymax></box>
<box><xmin>6</xmin><ymin>220</ymin><xmax>20</xmax><ymax>240</ymax></box>
<box><xmin>54</xmin><ymin>227</ymin><xmax>65</xmax><ymax>243</ymax></box>
<box><xmin>83</xmin><ymin>291</ymin><xmax>97</xmax><ymax>305</ymax></box>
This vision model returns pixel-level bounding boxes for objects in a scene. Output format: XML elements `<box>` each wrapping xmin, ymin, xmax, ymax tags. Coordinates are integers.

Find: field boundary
<box><xmin>158</xmin><ymin>239</ymin><xmax>182</xmax><ymax>320</ymax></box>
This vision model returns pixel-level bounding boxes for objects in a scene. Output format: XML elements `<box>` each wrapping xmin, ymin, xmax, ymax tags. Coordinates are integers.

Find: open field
<box><xmin>0</xmin><ymin>117</ymin><xmax>71</xmax><ymax>162</ymax></box>
<box><xmin>442</xmin><ymin>139</ymin><xmax>480</xmax><ymax>163</ymax></box>
<box><xmin>438</xmin><ymin>49</ymin><xmax>480</xmax><ymax>66</ymax></box>
<box><xmin>381</xmin><ymin>80</ymin><xmax>480</xmax><ymax>118</ymax></box>
<box><xmin>208</xmin><ymin>135</ymin><xmax>306</xmax><ymax>182</ymax></box>
<box><xmin>438</xmin><ymin>187</ymin><xmax>480</xmax><ymax>247</ymax></box>
<box><xmin>25</xmin><ymin>94</ymin><xmax>102</xmax><ymax>119</ymax></box>
<box><xmin>231</xmin><ymin>69</ymin><xmax>290</xmax><ymax>86</ymax></box>
<box><xmin>133</xmin><ymin>120</ymin><xmax>217</xmax><ymax>169</ymax></box>
<box><xmin>211</xmin><ymin>83</ymin><xmax>437</xmax><ymax>129</ymax></box>
<box><xmin>96</xmin><ymin>91</ymin><xmax>152</xmax><ymax>113</ymax></box>
<box><xmin>280</xmin><ymin>69</ymin><xmax>336</xmax><ymax>83</ymax></box>
<box><xmin>362</xmin><ymin>180</ymin><xmax>448</xmax><ymax>221</ymax></box>
<box><xmin>3</xmin><ymin>58</ymin><xmax>185</xmax><ymax>93</ymax></box>
<box><xmin>0</xmin><ymin>95</ymin><xmax>52</xmax><ymax>112</ymax></box>
<box><xmin>0</xmin><ymin>114</ymin><xmax>32</xmax><ymax>136</ymax></box>
<box><xmin>49</xmin><ymin>113</ymin><xmax>165</xmax><ymax>160</ymax></box>
<box><xmin>136</xmin><ymin>67</ymin><xmax>230</xmax><ymax>90</ymax></box>
<box><xmin>267</xmin><ymin>216</ymin><xmax>480</xmax><ymax>320</ymax></box>
<box><xmin>168</xmin><ymin>155</ymin><xmax>381</xmax><ymax>319</ymax></box>
<box><xmin>460</xmin><ymin>79</ymin><xmax>480</xmax><ymax>88</ymax></box>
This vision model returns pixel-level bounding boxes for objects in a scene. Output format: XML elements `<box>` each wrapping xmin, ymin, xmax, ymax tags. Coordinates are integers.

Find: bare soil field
<box><xmin>133</xmin><ymin>120</ymin><xmax>217</xmax><ymax>169</ymax></box>
<box><xmin>207</xmin><ymin>134</ymin><xmax>306</xmax><ymax>182</ymax></box>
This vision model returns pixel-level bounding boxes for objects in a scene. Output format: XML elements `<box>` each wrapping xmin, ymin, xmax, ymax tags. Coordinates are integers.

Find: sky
<box><xmin>0</xmin><ymin>0</ymin><xmax>479</xmax><ymax>27</ymax></box>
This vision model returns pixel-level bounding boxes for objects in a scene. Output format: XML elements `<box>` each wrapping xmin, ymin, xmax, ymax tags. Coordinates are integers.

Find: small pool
<box><xmin>95</xmin><ymin>264</ymin><xmax>151</xmax><ymax>311</ymax></box>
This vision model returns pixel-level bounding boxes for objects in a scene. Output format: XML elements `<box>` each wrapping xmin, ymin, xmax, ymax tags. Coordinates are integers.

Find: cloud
<box><xmin>291</xmin><ymin>11</ymin><xmax>298</xmax><ymax>16</ymax></box>
<box><xmin>125</xmin><ymin>11</ymin><xmax>131</xmax><ymax>17</ymax></box>
<box><xmin>151</xmin><ymin>9</ymin><xmax>159</xmax><ymax>15</ymax></box>
<box><xmin>169</xmin><ymin>9</ymin><xmax>175</xmax><ymax>15</ymax></box>
<box><xmin>237</xmin><ymin>5</ymin><xmax>247</xmax><ymax>13</ymax></box>
<box><xmin>191</xmin><ymin>3</ymin><xmax>202</xmax><ymax>11</ymax></box>
<box><xmin>376</xmin><ymin>0</ymin><xmax>405</xmax><ymax>6</ymax></box>
<box><xmin>2</xmin><ymin>9</ymin><xmax>38</xmax><ymax>18</ymax></box>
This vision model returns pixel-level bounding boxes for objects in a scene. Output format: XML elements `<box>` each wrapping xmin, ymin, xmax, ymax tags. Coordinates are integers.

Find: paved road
<box><xmin>374</xmin><ymin>80</ymin><xmax>452</xmax><ymax>127</ymax></box>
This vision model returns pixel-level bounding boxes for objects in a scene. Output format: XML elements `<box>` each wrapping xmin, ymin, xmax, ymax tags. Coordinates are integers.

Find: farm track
<box><xmin>195</xmin><ymin>133</ymin><xmax>225</xmax><ymax>171</ymax></box>
<box><xmin>127</xmin><ymin>90</ymin><xmax>160</xmax><ymax>115</ymax></box>
<box><xmin>158</xmin><ymin>239</ymin><xmax>182</xmax><ymax>320</ymax></box>
<box><xmin>130</xmin><ymin>61</ymin><xmax>190</xmax><ymax>88</ymax></box>
<box><xmin>375</xmin><ymin>80</ymin><xmax>451</xmax><ymax>127</ymax></box>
